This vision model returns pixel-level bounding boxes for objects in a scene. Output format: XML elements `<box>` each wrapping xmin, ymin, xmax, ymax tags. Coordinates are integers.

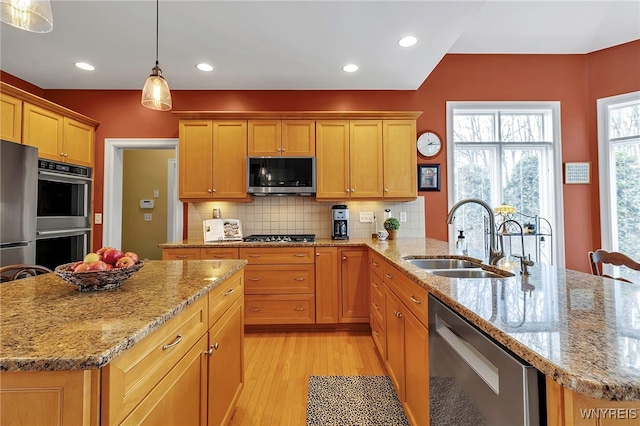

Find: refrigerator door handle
<box><xmin>0</xmin><ymin>241</ymin><xmax>29</xmax><ymax>249</ymax></box>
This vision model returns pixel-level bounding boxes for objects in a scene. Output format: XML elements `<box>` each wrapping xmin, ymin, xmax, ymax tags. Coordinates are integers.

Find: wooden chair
<box><xmin>588</xmin><ymin>249</ymin><xmax>640</xmax><ymax>283</ymax></box>
<box><xmin>0</xmin><ymin>264</ymin><xmax>53</xmax><ymax>283</ymax></box>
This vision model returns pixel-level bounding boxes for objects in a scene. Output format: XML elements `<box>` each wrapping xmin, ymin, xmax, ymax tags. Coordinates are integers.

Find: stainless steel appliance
<box><xmin>247</xmin><ymin>157</ymin><xmax>315</xmax><ymax>196</ymax></box>
<box><xmin>429</xmin><ymin>295</ymin><xmax>543</xmax><ymax>425</ymax></box>
<box><xmin>0</xmin><ymin>140</ymin><xmax>38</xmax><ymax>267</ymax></box>
<box><xmin>243</xmin><ymin>234</ymin><xmax>315</xmax><ymax>243</ymax></box>
<box><xmin>35</xmin><ymin>158</ymin><xmax>92</xmax><ymax>270</ymax></box>
<box><xmin>331</xmin><ymin>205</ymin><xmax>349</xmax><ymax>240</ymax></box>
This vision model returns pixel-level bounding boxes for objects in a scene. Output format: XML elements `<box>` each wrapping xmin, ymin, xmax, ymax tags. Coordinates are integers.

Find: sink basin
<box><xmin>429</xmin><ymin>269</ymin><xmax>510</xmax><ymax>279</ymax></box>
<box><xmin>405</xmin><ymin>258</ymin><xmax>481</xmax><ymax>269</ymax></box>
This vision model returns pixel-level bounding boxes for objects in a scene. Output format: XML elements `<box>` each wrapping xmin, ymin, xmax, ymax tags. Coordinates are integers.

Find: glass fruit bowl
<box><xmin>54</xmin><ymin>261</ymin><xmax>144</xmax><ymax>292</ymax></box>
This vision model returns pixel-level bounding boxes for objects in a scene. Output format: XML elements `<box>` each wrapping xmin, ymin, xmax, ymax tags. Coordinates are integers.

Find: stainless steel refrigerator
<box><xmin>1</xmin><ymin>139</ymin><xmax>38</xmax><ymax>267</ymax></box>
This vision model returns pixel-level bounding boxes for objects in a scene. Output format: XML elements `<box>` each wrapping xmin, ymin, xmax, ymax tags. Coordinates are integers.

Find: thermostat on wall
<box><xmin>140</xmin><ymin>199</ymin><xmax>155</xmax><ymax>209</ymax></box>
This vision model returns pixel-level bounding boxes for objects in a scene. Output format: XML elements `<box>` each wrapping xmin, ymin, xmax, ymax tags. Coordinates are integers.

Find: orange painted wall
<box><xmin>4</xmin><ymin>40</ymin><xmax>639</xmax><ymax>272</ymax></box>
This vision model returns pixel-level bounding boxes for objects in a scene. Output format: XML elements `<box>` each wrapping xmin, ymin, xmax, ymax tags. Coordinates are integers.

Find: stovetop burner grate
<box><xmin>243</xmin><ymin>234</ymin><xmax>315</xmax><ymax>243</ymax></box>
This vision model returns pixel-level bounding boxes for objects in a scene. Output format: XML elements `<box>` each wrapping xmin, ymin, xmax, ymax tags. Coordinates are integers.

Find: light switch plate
<box><xmin>154</xmin><ymin>189</ymin><xmax>160</xmax><ymax>198</ymax></box>
<box><xmin>144</xmin><ymin>213</ymin><xmax>152</xmax><ymax>222</ymax></box>
<box><xmin>400</xmin><ymin>212</ymin><xmax>407</xmax><ymax>222</ymax></box>
<box><xmin>94</xmin><ymin>213</ymin><xmax>102</xmax><ymax>225</ymax></box>
<box><xmin>359</xmin><ymin>212</ymin><xmax>374</xmax><ymax>223</ymax></box>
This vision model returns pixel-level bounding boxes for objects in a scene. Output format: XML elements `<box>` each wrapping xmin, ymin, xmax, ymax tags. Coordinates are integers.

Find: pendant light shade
<box><xmin>141</xmin><ymin>0</ymin><xmax>172</xmax><ymax>111</ymax></box>
<box><xmin>0</xmin><ymin>0</ymin><xmax>53</xmax><ymax>33</ymax></box>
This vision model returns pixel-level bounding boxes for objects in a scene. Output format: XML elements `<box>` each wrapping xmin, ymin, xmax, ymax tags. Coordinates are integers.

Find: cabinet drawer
<box><xmin>370</xmin><ymin>271</ymin><xmax>384</xmax><ymax>304</ymax></box>
<box><xmin>162</xmin><ymin>248</ymin><xmax>201</xmax><ymax>260</ymax></box>
<box><xmin>245</xmin><ymin>294</ymin><xmax>315</xmax><ymax>324</ymax></box>
<box><xmin>369</xmin><ymin>251</ymin><xmax>385</xmax><ymax>279</ymax></box>
<box><xmin>245</xmin><ymin>265</ymin><xmax>315</xmax><ymax>294</ymax></box>
<box><xmin>240</xmin><ymin>247</ymin><xmax>314</xmax><ymax>264</ymax></box>
<box><xmin>201</xmin><ymin>247</ymin><xmax>239</xmax><ymax>260</ymax></box>
<box><xmin>209</xmin><ymin>270</ymin><xmax>243</xmax><ymax>326</ymax></box>
<box><xmin>383</xmin><ymin>265</ymin><xmax>428</xmax><ymax>328</ymax></box>
<box><xmin>102</xmin><ymin>297</ymin><xmax>208</xmax><ymax>425</ymax></box>
<box><xmin>371</xmin><ymin>314</ymin><xmax>385</xmax><ymax>360</ymax></box>
<box><xmin>370</xmin><ymin>281</ymin><xmax>384</xmax><ymax>327</ymax></box>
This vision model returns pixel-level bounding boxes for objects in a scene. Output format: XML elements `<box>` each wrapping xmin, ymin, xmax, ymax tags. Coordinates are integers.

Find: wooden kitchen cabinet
<box><xmin>315</xmin><ymin>120</ymin><xmax>351</xmax><ymax>199</ymax></box>
<box><xmin>339</xmin><ymin>247</ymin><xmax>369</xmax><ymax>323</ymax></box>
<box><xmin>162</xmin><ymin>247</ymin><xmax>201</xmax><ymax>260</ymax></box>
<box><xmin>315</xmin><ymin>246</ymin><xmax>340</xmax><ymax>324</ymax></box>
<box><xmin>349</xmin><ymin>120</ymin><xmax>384</xmax><ymax>198</ymax></box>
<box><xmin>248</xmin><ymin>119</ymin><xmax>315</xmax><ymax>156</ymax></box>
<box><xmin>0</xmin><ymin>92</ymin><xmax>22</xmax><ymax>143</ymax></box>
<box><xmin>201</xmin><ymin>247</ymin><xmax>240</xmax><ymax>260</ymax></box>
<box><xmin>383</xmin><ymin>120</ymin><xmax>417</xmax><ymax>198</ymax></box>
<box><xmin>22</xmin><ymin>103</ymin><xmax>94</xmax><ymax>167</ymax></box>
<box><xmin>178</xmin><ymin>120</ymin><xmax>247</xmax><ymax>201</ymax></box>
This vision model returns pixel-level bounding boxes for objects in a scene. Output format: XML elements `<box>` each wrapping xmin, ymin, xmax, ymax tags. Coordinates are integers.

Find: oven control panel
<box><xmin>38</xmin><ymin>159</ymin><xmax>91</xmax><ymax>177</ymax></box>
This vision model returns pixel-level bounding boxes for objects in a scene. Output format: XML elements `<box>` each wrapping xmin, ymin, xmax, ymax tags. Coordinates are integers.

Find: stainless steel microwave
<box><xmin>247</xmin><ymin>156</ymin><xmax>316</xmax><ymax>196</ymax></box>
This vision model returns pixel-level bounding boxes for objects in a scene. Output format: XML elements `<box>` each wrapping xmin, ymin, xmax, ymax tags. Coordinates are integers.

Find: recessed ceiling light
<box><xmin>342</xmin><ymin>64</ymin><xmax>358</xmax><ymax>73</ymax></box>
<box><xmin>74</xmin><ymin>62</ymin><xmax>95</xmax><ymax>71</ymax></box>
<box><xmin>196</xmin><ymin>63</ymin><xmax>214</xmax><ymax>72</ymax></box>
<box><xmin>398</xmin><ymin>36</ymin><xmax>418</xmax><ymax>48</ymax></box>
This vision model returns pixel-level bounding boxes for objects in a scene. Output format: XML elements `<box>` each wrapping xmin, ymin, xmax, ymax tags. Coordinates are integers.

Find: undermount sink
<box><xmin>429</xmin><ymin>269</ymin><xmax>512</xmax><ymax>279</ymax></box>
<box><xmin>405</xmin><ymin>258</ymin><xmax>481</xmax><ymax>270</ymax></box>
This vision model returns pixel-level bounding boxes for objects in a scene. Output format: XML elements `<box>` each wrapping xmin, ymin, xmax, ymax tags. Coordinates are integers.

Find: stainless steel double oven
<box><xmin>35</xmin><ymin>159</ymin><xmax>92</xmax><ymax>270</ymax></box>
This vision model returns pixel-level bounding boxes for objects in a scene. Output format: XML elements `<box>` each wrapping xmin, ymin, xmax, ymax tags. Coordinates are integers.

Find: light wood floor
<box><xmin>227</xmin><ymin>330</ymin><xmax>387</xmax><ymax>426</ymax></box>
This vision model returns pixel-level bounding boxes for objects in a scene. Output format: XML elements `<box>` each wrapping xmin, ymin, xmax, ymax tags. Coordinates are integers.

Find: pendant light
<box><xmin>141</xmin><ymin>0</ymin><xmax>172</xmax><ymax>111</ymax></box>
<box><xmin>0</xmin><ymin>0</ymin><xmax>53</xmax><ymax>33</ymax></box>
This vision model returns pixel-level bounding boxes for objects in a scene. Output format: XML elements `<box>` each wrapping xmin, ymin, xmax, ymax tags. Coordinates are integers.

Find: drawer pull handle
<box><xmin>373</xmin><ymin>261</ymin><xmax>379</xmax><ymax>266</ymax></box>
<box><xmin>372</xmin><ymin>282</ymin><xmax>379</xmax><ymax>288</ymax></box>
<box><xmin>176</xmin><ymin>255</ymin><xmax>188</xmax><ymax>259</ymax></box>
<box><xmin>409</xmin><ymin>296</ymin><xmax>422</xmax><ymax>304</ymax></box>
<box><xmin>249</xmin><ymin>278</ymin><xmax>261</xmax><ymax>281</ymax></box>
<box><xmin>293</xmin><ymin>254</ymin><xmax>306</xmax><ymax>257</ymax></box>
<box><xmin>223</xmin><ymin>288</ymin><xmax>234</xmax><ymax>296</ymax></box>
<box><xmin>249</xmin><ymin>255</ymin><xmax>261</xmax><ymax>258</ymax></box>
<box><xmin>385</xmin><ymin>273</ymin><xmax>393</xmax><ymax>279</ymax></box>
<box><xmin>294</xmin><ymin>277</ymin><xmax>306</xmax><ymax>281</ymax></box>
<box><xmin>373</xmin><ymin>330</ymin><xmax>380</xmax><ymax>337</ymax></box>
<box><xmin>205</xmin><ymin>342</ymin><xmax>220</xmax><ymax>355</ymax></box>
<box><xmin>249</xmin><ymin>308</ymin><xmax>261</xmax><ymax>312</ymax></box>
<box><xmin>373</xmin><ymin>303</ymin><xmax>379</xmax><ymax>310</ymax></box>
<box><xmin>162</xmin><ymin>334</ymin><xmax>183</xmax><ymax>350</ymax></box>
<box><xmin>294</xmin><ymin>307</ymin><xmax>306</xmax><ymax>311</ymax></box>
<box><xmin>394</xmin><ymin>311</ymin><xmax>403</xmax><ymax>319</ymax></box>
<box><xmin>214</xmin><ymin>255</ymin><xmax>226</xmax><ymax>258</ymax></box>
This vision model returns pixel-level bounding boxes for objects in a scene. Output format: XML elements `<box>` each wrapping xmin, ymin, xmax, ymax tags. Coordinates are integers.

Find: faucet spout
<box><xmin>446</xmin><ymin>198</ymin><xmax>504</xmax><ymax>265</ymax></box>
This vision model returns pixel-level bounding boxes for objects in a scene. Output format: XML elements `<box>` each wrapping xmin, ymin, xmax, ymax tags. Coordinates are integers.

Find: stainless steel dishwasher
<box><xmin>429</xmin><ymin>295</ymin><xmax>544</xmax><ymax>425</ymax></box>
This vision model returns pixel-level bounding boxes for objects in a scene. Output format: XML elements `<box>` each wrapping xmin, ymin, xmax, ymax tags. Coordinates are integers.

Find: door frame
<box><xmin>103</xmin><ymin>138</ymin><xmax>181</xmax><ymax>250</ymax></box>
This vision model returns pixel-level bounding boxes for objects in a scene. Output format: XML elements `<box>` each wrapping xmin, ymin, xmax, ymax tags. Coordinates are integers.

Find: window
<box><xmin>447</xmin><ymin>102</ymin><xmax>564</xmax><ymax>266</ymax></box>
<box><xmin>597</xmin><ymin>92</ymin><xmax>640</xmax><ymax>283</ymax></box>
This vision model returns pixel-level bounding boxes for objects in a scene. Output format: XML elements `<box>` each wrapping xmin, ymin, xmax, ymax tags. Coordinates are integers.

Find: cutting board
<box><xmin>203</xmin><ymin>219</ymin><xmax>243</xmax><ymax>242</ymax></box>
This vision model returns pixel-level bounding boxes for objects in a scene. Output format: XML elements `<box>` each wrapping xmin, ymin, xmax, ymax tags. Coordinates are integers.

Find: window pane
<box><xmin>501</xmin><ymin>149</ymin><xmax>541</xmax><ymax>217</ymax></box>
<box><xmin>453</xmin><ymin>114</ymin><xmax>495</xmax><ymax>142</ymax></box>
<box><xmin>609</xmin><ymin>102</ymin><xmax>640</xmax><ymax>139</ymax></box>
<box><xmin>500</xmin><ymin>113</ymin><xmax>544</xmax><ymax>142</ymax></box>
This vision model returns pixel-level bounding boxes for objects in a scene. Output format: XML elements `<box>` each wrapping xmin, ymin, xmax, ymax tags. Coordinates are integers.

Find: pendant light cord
<box><xmin>155</xmin><ymin>0</ymin><xmax>159</xmax><ymax>65</ymax></box>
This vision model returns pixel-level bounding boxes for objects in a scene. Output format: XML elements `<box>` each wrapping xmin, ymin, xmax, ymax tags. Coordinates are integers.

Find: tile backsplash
<box><xmin>187</xmin><ymin>196</ymin><xmax>425</xmax><ymax>240</ymax></box>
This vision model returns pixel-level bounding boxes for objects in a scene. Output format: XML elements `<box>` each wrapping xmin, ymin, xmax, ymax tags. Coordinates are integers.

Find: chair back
<box><xmin>588</xmin><ymin>250</ymin><xmax>640</xmax><ymax>283</ymax></box>
<box><xmin>0</xmin><ymin>264</ymin><xmax>53</xmax><ymax>283</ymax></box>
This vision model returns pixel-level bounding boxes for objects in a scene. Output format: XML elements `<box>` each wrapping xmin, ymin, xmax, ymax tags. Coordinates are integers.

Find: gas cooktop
<box><xmin>242</xmin><ymin>234</ymin><xmax>315</xmax><ymax>243</ymax></box>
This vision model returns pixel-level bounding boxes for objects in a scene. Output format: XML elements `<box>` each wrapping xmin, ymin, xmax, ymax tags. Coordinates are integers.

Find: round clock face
<box><xmin>417</xmin><ymin>131</ymin><xmax>442</xmax><ymax>158</ymax></box>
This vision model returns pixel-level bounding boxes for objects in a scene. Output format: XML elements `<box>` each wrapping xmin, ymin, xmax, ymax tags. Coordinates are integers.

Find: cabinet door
<box><xmin>0</xmin><ymin>92</ymin><xmax>22</xmax><ymax>142</ymax></box>
<box><xmin>63</xmin><ymin>117</ymin><xmax>94</xmax><ymax>167</ymax></box>
<box><xmin>179</xmin><ymin>120</ymin><xmax>214</xmax><ymax>199</ymax></box>
<box><xmin>315</xmin><ymin>120</ymin><xmax>350</xmax><ymax>199</ymax></box>
<box><xmin>339</xmin><ymin>248</ymin><xmax>369</xmax><ymax>323</ymax></box>
<box><xmin>23</xmin><ymin>103</ymin><xmax>64</xmax><ymax>161</ymax></box>
<box><xmin>385</xmin><ymin>287</ymin><xmax>405</xmax><ymax>400</ymax></box>
<box><xmin>403</xmin><ymin>308</ymin><xmax>429</xmax><ymax>426</ymax></box>
<box><xmin>248</xmin><ymin>120</ymin><xmax>281</xmax><ymax>156</ymax></box>
<box><xmin>212</xmin><ymin>120</ymin><xmax>247</xmax><ymax>198</ymax></box>
<box><xmin>383</xmin><ymin>120</ymin><xmax>417</xmax><ymax>198</ymax></box>
<box><xmin>349</xmin><ymin>120</ymin><xmax>383</xmax><ymax>198</ymax></box>
<box><xmin>121</xmin><ymin>335</ymin><xmax>208</xmax><ymax>426</ymax></box>
<box><xmin>162</xmin><ymin>248</ymin><xmax>201</xmax><ymax>260</ymax></box>
<box><xmin>208</xmin><ymin>299</ymin><xmax>244</xmax><ymax>426</ymax></box>
<box><xmin>282</xmin><ymin>120</ymin><xmax>315</xmax><ymax>156</ymax></box>
<box><xmin>315</xmin><ymin>246</ymin><xmax>339</xmax><ymax>323</ymax></box>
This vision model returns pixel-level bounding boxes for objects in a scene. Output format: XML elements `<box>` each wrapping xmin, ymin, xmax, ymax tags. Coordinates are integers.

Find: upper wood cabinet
<box><xmin>349</xmin><ymin>120</ymin><xmax>384</xmax><ymax>198</ymax></box>
<box><xmin>178</xmin><ymin>120</ymin><xmax>247</xmax><ymax>201</ymax></box>
<box><xmin>0</xmin><ymin>92</ymin><xmax>22</xmax><ymax>143</ymax></box>
<box><xmin>315</xmin><ymin>120</ymin><xmax>350</xmax><ymax>199</ymax></box>
<box><xmin>383</xmin><ymin>120</ymin><xmax>417</xmax><ymax>198</ymax></box>
<box><xmin>248</xmin><ymin>119</ymin><xmax>315</xmax><ymax>156</ymax></box>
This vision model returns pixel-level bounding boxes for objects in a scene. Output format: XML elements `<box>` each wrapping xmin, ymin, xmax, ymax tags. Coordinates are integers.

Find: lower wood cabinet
<box><xmin>315</xmin><ymin>246</ymin><xmax>340</xmax><ymax>323</ymax></box>
<box><xmin>339</xmin><ymin>247</ymin><xmax>369</xmax><ymax>323</ymax></box>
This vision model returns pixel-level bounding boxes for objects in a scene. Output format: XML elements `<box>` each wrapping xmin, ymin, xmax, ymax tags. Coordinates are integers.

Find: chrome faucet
<box><xmin>446</xmin><ymin>198</ymin><xmax>504</xmax><ymax>265</ymax></box>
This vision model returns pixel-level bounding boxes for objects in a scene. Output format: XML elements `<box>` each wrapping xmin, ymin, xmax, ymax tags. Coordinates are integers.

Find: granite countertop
<box><xmin>0</xmin><ymin>259</ymin><xmax>246</xmax><ymax>372</ymax></box>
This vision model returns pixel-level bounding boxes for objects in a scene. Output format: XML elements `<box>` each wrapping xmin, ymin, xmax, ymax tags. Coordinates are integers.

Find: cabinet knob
<box><xmin>281</xmin><ymin>148</ymin><xmax>285</xmax><ymax>152</ymax></box>
<box><xmin>212</xmin><ymin>189</ymin><xmax>217</xmax><ymax>193</ymax></box>
<box><xmin>346</xmin><ymin>189</ymin><xmax>350</xmax><ymax>192</ymax></box>
<box><xmin>316</xmin><ymin>252</ymin><xmax>320</xmax><ymax>256</ymax></box>
<box><xmin>384</xmin><ymin>188</ymin><xmax>389</xmax><ymax>192</ymax></box>
<box><xmin>207</xmin><ymin>189</ymin><xmax>213</xmax><ymax>193</ymax></box>
<box><xmin>394</xmin><ymin>311</ymin><xmax>403</xmax><ymax>319</ymax></box>
<box><xmin>351</xmin><ymin>188</ymin><xmax>355</xmax><ymax>192</ymax></box>
<box><xmin>342</xmin><ymin>256</ymin><xmax>347</xmax><ymax>260</ymax></box>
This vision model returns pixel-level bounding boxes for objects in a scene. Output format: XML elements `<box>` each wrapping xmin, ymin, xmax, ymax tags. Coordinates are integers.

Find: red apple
<box><xmin>86</xmin><ymin>260</ymin><xmax>108</xmax><ymax>271</ymax></box>
<box><xmin>124</xmin><ymin>251</ymin><xmax>139</xmax><ymax>264</ymax></box>
<box><xmin>73</xmin><ymin>263</ymin><xmax>91</xmax><ymax>272</ymax></box>
<box><xmin>115</xmin><ymin>256</ymin><xmax>135</xmax><ymax>268</ymax></box>
<box><xmin>69</xmin><ymin>261</ymin><xmax>83</xmax><ymax>271</ymax></box>
<box><xmin>105</xmin><ymin>263</ymin><xmax>114</xmax><ymax>270</ymax></box>
<box><xmin>96</xmin><ymin>246</ymin><xmax>113</xmax><ymax>256</ymax></box>
<box><xmin>102</xmin><ymin>248</ymin><xmax>124</xmax><ymax>265</ymax></box>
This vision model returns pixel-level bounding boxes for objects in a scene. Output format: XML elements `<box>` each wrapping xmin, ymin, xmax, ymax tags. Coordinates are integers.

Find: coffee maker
<box><xmin>332</xmin><ymin>205</ymin><xmax>349</xmax><ymax>240</ymax></box>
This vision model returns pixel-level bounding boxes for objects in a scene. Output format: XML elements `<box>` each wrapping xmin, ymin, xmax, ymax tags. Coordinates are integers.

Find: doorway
<box><xmin>103</xmin><ymin>138</ymin><xmax>181</xmax><ymax>255</ymax></box>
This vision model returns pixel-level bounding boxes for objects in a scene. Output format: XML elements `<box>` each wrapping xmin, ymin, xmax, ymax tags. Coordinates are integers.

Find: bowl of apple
<box><xmin>54</xmin><ymin>247</ymin><xmax>143</xmax><ymax>292</ymax></box>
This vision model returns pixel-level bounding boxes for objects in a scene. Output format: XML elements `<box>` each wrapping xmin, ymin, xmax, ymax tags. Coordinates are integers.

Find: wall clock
<box><xmin>417</xmin><ymin>131</ymin><xmax>442</xmax><ymax>158</ymax></box>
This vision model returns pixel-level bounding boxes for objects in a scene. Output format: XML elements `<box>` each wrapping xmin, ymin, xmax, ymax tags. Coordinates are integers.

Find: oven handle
<box><xmin>38</xmin><ymin>170</ymin><xmax>93</xmax><ymax>183</ymax></box>
<box><xmin>37</xmin><ymin>228</ymin><xmax>92</xmax><ymax>236</ymax></box>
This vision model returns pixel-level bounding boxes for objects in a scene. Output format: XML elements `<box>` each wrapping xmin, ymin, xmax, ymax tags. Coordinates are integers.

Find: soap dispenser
<box><xmin>456</xmin><ymin>230</ymin><xmax>468</xmax><ymax>255</ymax></box>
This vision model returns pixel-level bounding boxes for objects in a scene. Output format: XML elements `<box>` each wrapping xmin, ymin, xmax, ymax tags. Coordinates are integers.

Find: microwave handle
<box><xmin>38</xmin><ymin>170</ymin><xmax>93</xmax><ymax>182</ymax></box>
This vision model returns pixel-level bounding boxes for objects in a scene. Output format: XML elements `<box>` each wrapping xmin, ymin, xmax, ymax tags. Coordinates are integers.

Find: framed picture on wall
<box><xmin>418</xmin><ymin>164</ymin><xmax>440</xmax><ymax>191</ymax></box>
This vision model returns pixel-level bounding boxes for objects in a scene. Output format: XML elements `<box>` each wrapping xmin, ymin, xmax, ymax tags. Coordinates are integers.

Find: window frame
<box><xmin>447</xmin><ymin>101</ymin><xmax>565</xmax><ymax>267</ymax></box>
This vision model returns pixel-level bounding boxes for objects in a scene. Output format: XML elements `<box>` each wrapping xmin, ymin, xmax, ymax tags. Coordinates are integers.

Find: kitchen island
<box><xmin>0</xmin><ymin>259</ymin><xmax>247</xmax><ymax>425</ymax></box>
<box><xmin>162</xmin><ymin>237</ymin><xmax>640</xmax><ymax>424</ymax></box>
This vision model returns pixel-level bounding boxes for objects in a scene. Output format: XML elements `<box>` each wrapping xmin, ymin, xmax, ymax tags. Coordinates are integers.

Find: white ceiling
<box><xmin>1</xmin><ymin>0</ymin><xmax>638</xmax><ymax>91</ymax></box>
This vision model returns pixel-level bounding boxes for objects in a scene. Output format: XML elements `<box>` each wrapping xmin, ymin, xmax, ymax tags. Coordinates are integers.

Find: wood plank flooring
<box><xmin>227</xmin><ymin>330</ymin><xmax>387</xmax><ymax>426</ymax></box>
